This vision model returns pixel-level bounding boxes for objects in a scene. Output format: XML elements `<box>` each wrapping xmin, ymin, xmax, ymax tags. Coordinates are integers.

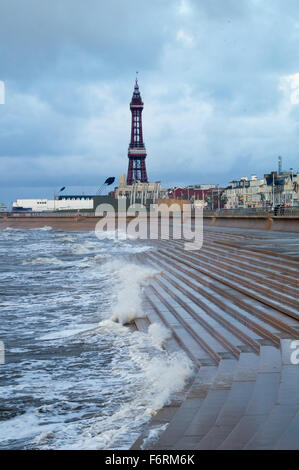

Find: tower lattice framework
<box><xmin>126</xmin><ymin>78</ymin><xmax>148</xmax><ymax>185</ymax></box>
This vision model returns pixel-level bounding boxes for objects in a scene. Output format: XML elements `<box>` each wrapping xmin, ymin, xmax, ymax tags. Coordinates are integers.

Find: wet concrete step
<box><xmin>141</xmin><ymin>299</ymin><xmax>183</xmax><ymax>354</ymax></box>
<box><xmin>155</xmin><ymin>271</ymin><xmax>264</xmax><ymax>352</ymax></box>
<box><xmin>157</xmin><ymin>359</ymin><xmax>237</xmax><ymax>450</ymax></box>
<box><xmin>176</xmin><ymin>229</ymin><xmax>298</xmax><ymax>270</ymax></box>
<box><xmin>145</xmin><ymin>251</ymin><xmax>295</xmax><ymax>344</ymax></box>
<box><xmin>157</xmin><ymin>247</ymin><xmax>299</xmax><ymax>321</ymax></box>
<box><xmin>207</xmin><ymin>238</ymin><xmax>299</xmax><ymax>269</ymax></box>
<box><xmin>152</xmin><ymin>365</ymin><xmax>218</xmax><ymax>450</ymax></box>
<box><xmin>167</xmin><ymin>240</ymin><xmax>299</xmax><ymax>298</ymax></box>
<box><xmin>244</xmin><ymin>340</ymin><xmax>299</xmax><ymax>449</ymax></box>
<box><xmin>176</xmin><ymin>359</ymin><xmax>238</xmax><ymax>449</ymax></box>
<box><xmin>203</xmin><ymin>245</ymin><xmax>299</xmax><ymax>287</ymax></box>
<box><xmin>275</xmin><ymin>408</ymin><xmax>299</xmax><ymax>450</ymax></box>
<box><xmin>149</xmin><ymin>283</ymin><xmax>222</xmax><ymax>363</ymax></box>
<box><xmin>244</xmin><ymin>404</ymin><xmax>298</xmax><ymax>449</ymax></box>
<box><xmin>144</xmin><ymin>292</ymin><xmax>214</xmax><ymax>367</ymax></box>
<box><xmin>153</xmin><ymin>277</ymin><xmax>242</xmax><ymax>358</ymax></box>
<box><xmin>218</xmin><ymin>346</ymin><xmax>281</xmax><ymax>449</ymax></box>
<box><xmin>196</xmin><ymin>353</ymin><xmax>259</xmax><ymax>450</ymax></box>
<box><xmin>134</xmin><ymin>317</ymin><xmax>150</xmax><ymax>333</ymax></box>
<box><xmin>160</xmin><ymin>246</ymin><xmax>299</xmax><ymax>314</ymax></box>
<box><xmin>144</xmin><ymin>249</ymin><xmax>299</xmax><ymax>336</ymax></box>
<box><xmin>191</xmin><ymin>237</ymin><xmax>299</xmax><ymax>277</ymax></box>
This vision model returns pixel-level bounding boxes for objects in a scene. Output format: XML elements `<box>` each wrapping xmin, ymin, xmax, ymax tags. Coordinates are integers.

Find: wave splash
<box><xmin>102</xmin><ymin>260</ymin><xmax>157</xmax><ymax>325</ymax></box>
<box><xmin>61</xmin><ymin>320</ymin><xmax>193</xmax><ymax>450</ymax></box>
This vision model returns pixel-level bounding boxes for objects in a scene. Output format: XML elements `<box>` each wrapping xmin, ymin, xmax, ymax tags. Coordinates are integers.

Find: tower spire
<box><xmin>126</xmin><ymin>77</ymin><xmax>148</xmax><ymax>185</ymax></box>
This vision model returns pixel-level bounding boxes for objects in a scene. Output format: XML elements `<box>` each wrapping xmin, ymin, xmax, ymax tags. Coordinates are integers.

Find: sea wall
<box><xmin>0</xmin><ymin>215</ymin><xmax>299</xmax><ymax>232</ymax></box>
<box><xmin>203</xmin><ymin>215</ymin><xmax>299</xmax><ymax>232</ymax></box>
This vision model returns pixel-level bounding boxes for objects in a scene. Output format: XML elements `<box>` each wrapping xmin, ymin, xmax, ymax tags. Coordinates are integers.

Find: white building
<box><xmin>12</xmin><ymin>196</ymin><xmax>94</xmax><ymax>212</ymax></box>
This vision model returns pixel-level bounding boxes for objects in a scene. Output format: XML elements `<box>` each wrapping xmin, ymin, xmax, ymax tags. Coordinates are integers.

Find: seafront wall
<box><xmin>0</xmin><ymin>216</ymin><xmax>103</xmax><ymax>231</ymax></box>
<box><xmin>1</xmin><ymin>215</ymin><xmax>299</xmax><ymax>232</ymax></box>
<box><xmin>203</xmin><ymin>215</ymin><xmax>299</xmax><ymax>232</ymax></box>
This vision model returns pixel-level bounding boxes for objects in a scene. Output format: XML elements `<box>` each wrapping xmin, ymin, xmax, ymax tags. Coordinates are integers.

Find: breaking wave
<box><xmin>104</xmin><ymin>260</ymin><xmax>157</xmax><ymax>324</ymax></box>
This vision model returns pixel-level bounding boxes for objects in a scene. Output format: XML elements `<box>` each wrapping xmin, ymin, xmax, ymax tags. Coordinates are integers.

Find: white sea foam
<box><xmin>61</xmin><ymin>322</ymin><xmax>193</xmax><ymax>450</ymax></box>
<box><xmin>22</xmin><ymin>256</ymin><xmax>63</xmax><ymax>265</ymax></box>
<box><xmin>116</xmin><ymin>244</ymin><xmax>152</xmax><ymax>254</ymax></box>
<box><xmin>129</xmin><ymin>343</ymin><xmax>193</xmax><ymax>413</ymax></box>
<box><xmin>94</xmin><ymin>229</ymin><xmax>138</xmax><ymax>242</ymax></box>
<box><xmin>57</xmin><ymin>235</ymin><xmax>75</xmax><ymax>242</ymax></box>
<box><xmin>30</xmin><ymin>226</ymin><xmax>53</xmax><ymax>231</ymax></box>
<box><xmin>34</xmin><ymin>431</ymin><xmax>55</xmax><ymax>445</ymax></box>
<box><xmin>0</xmin><ymin>410</ymin><xmax>54</xmax><ymax>443</ymax></box>
<box><xmin>104</xmin><ymin>261</ymin><xmax>157</xmax><ymax>324</ymax></box>
<box><xmin>39</xmin><ymin>324</ymin><xmax>98</xmax><ymax>341</ymax></box>
<box><xmin>94</xmin><ymin>253</ymin><xmax>111</xmax><ymax>262</ymax></box>
<box><xmin>71</xmin><ymin>244</ymin><xmax>90</xmax><ymax>254</ymax></box>
<box><xmin>83</xmin><ymin>241</ymin><xmax>98</xmax><ymax>249</ymax></box>
<box><xmin>79</xmin><ymin>259</ymin><xmax>93</xmax><ymax>268</ymax></box>
<box><xmin>148</xmin><ymin>323</ymin><xmax>172</xmax><ymax>350</ymax></box>
<box><xmin>98</xmin><ymin>318</ymin><xmax>133</xmax><ymax>336</ymax></box>
<box><xmin>71</xmin><ymin>240</ymin><xmax>103</xmax><ymax>255</ymax></box>
<box><xmin>141</xmin><ymin>423</ymin><xmax>169</xmax><ymax>450</ymax></box>
<box><xmin>94</xmin><ymin>230</ymin><xmax>125</xmax><ymax>241</ymax></box>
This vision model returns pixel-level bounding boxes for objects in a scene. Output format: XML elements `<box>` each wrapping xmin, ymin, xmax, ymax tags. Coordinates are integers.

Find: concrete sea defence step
<box><xmin>155</xmin><ymin>246</ymin><xmax>299</xmax><ymax>320</ymax></box>
<box><xmin>130</xmin><ymin>227</ymin><xmax>299</xmax><ymax>450</ymax></box>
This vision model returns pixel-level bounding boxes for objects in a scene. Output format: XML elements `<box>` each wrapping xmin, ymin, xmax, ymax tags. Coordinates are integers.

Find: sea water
<box><xmin>0</xmin><ymin>227</ymin><xmax>192</xmax><ymax>449</ymax></box>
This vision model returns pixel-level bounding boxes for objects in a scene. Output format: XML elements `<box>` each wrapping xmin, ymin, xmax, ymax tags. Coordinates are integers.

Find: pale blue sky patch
<box><xmin>0</xmin><ymin>81</ymin><xmax>4</xmax><ymax>104</ymax></box>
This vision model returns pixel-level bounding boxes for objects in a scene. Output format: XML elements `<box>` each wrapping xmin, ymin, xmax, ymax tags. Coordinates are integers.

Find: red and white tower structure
<box><xmin>127</xmin><ymin>78</ymin><xmax>148</xmax><ymax>185</ymax></box>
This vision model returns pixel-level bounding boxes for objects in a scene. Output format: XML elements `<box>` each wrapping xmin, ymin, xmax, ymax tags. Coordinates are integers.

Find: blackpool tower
<box><xmin>126</xmin><ymin>78</ymin><xmax>148</xmax><ymax>185</ymax></box>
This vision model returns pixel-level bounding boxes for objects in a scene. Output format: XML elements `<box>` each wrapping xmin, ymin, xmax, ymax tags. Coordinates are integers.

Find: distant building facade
<box><xmin>168</xmin><ymin>185</ymin><xmax>226</xmax><ymax>209</ymax></box>
<box><xmin>223</xmin><ymin>171</ymin><xmax>298</xmax><ymax>209</ymax></box>
<box><xmin>115</xmin><ymin>174</ymin><xmax>167</xmax><ymax>203</ymax></box>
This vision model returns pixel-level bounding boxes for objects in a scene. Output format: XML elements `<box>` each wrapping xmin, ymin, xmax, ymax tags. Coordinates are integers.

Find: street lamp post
<box><xmin>272</xmin><ymin>173</ymin><xmax>275</xmax><ymax>211</ymax></box>
<box><xmin>290</xmin><ymin>168</ymin><xmax>294</xmax><ymax>207</ymax></box>
<box><xmin>54</xmin><ymin>187</ymin><xmax>66</xmax><ymax>212</ymax></box>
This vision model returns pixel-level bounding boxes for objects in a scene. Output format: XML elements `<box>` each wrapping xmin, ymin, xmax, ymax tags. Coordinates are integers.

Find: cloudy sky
<box><xmin>0</xmin><ymin>0</ymin><xmax>299</xmax><ymax>205</ymax></box>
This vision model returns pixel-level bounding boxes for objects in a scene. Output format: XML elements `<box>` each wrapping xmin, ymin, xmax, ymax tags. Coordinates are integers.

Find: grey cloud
<box><xmin>0</xmin><ymin>0</ymin><xmax>169</xmax><ymax>85</ymax></box>
<box><xmin>0</xmin><ymin>0</ymin><xmax>298</xmax><ymax>206</ymax></box>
